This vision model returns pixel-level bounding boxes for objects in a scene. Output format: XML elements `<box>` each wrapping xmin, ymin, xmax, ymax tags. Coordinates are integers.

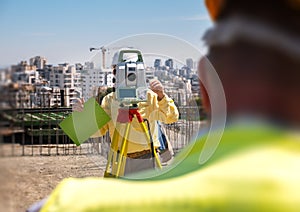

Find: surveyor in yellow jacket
<box><xmin>73</xmin><ymin>78</ymin><xmax>179</xmax><ymax>175</ymax></box>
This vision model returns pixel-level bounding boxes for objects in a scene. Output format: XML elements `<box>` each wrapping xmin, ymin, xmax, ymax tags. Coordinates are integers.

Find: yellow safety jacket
<box><xmin>41</xmin><ymin>120</ymin><xmax>300</xmax><ymax>211</ymax></box>
<box><xmin>92</xmin><ymin>90</ymin><xmax>179</xmax><ymax>153</ymax></box>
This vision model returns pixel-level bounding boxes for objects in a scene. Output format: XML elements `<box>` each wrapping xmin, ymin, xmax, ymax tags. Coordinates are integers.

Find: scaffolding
<box><xmin>0</xmin><ymin>87</ymin><xmax>205</xmax><ymax>157</ymax></box>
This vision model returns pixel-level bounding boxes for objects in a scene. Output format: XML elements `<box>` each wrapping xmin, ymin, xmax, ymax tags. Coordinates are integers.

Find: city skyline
<box><xmin>0</xmin><ymin>0</ymin><xmax>212</xmax><ymax>68</ymax></box>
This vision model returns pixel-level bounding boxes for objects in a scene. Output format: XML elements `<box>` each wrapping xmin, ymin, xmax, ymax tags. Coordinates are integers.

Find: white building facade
<box><xmin>49</xmin><ymin>63</ymin><xmax>80</xmax><ymax>107</ymax></box>
<box><xmin>81</xmin><ymin>68</ymin><xmax>113</xmax><ymax>100</ymax></box>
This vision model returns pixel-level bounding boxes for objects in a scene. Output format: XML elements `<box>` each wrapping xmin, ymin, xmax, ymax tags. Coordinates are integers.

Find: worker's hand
<box><xmin>150</xmin><ymin>79</ymin><xmax>165</xmax><ymax>101</ymax></box>
<box><xmin>72</xmin><ymin>98</ymin><xmax>84</xmax><ymax>112</ymax></box>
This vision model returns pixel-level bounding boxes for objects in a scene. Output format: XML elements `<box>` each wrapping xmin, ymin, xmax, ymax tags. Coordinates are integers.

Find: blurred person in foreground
<box><xmin>31</xmin><ymin>0</ymin><xmax>300</xmax><ymax>211</ymax></box>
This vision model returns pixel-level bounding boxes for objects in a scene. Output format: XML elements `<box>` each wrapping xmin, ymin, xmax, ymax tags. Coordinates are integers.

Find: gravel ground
<box><xmin>0</xmin><ymin>144</ymin><xmax>107</xmax><ymax>212</ymax></box>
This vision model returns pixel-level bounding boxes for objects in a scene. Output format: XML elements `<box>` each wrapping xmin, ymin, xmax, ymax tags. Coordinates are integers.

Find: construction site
<box><xmin>0</xmin><ymin>84</ymin><xmax>205</xmax><ymax>211</ymax></box>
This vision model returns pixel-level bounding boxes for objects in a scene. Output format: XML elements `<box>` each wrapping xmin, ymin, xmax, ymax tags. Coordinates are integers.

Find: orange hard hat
<box><xmin>205</xmin><ymin>0</ymin><xmax>224</xmax><ymax>21</ymax></box>
<box><xmin>205</xmin><ymin>0</ymin><xmax>300</xmax><ymax>21</ymax></box>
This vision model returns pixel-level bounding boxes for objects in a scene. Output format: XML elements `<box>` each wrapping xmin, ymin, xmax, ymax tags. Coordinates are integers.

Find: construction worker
<box><xmin>74</xmin><ymin>78</ymin><xmax>179</xmax><ymax>176</ymax></box>
<box><xmin>30</xmin><ymin>0</ymin><xmax>300</xmax><ymax>211</ymax></box>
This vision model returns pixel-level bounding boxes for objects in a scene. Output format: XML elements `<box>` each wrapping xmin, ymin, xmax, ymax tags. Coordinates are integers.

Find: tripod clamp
<box><xmin>116</xmin><ymin>104</ymin><xmax>143</xmax><ymax>124</ymax></box>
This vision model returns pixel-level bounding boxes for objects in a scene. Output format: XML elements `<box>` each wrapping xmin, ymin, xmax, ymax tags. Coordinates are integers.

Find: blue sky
<box><xmin>0</xmin><ymin>0</ymin><xmax>212</xmax><ymax>67</ymax></box>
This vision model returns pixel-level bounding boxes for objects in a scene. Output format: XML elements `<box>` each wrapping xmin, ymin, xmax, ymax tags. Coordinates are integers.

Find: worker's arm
<box><xmin>140</xmin><ymin>80</ymin><xmax>179</xmax><ymax>124</ymax></box>
<box><xmin>151</xmin><ymin>79</ymin><xmax>179</xmax><ymax>124</ymax></box>
<box><xmin>156</xmin><ymin>93</ymin><xmax>179</xmax><ymax>124</ymax></box>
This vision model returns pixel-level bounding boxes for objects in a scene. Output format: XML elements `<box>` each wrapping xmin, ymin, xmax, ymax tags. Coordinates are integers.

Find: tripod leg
<box><xmin>115</xmin><ymin>122</ymin><xmax>131</xmax><ymax>177</ymax></box>
<box><xmin>139</xmin><ymin>121</ymin><xmax>162</xmax><ymax>169</ymax></box>
<box><xmin>104</xmin><ymin>124</ymin><xmax>121</xmax><ymax>178</ymax></box>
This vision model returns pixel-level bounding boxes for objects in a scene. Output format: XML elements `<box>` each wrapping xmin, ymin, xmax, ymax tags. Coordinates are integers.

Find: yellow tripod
<box><xmin>104</xmin><ymin>104</ymin><xmax>162</xmax><ymax>178</ymax></box>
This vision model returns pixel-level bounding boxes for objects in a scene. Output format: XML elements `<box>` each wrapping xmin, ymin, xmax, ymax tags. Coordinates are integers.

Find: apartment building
<box><xmin>49</xmin><ymin>63</ymin><xmax>80</xmax><ymax>107</ymax></box>
<box><xmin>81</xmin><ymin>67</ymin><xmax>112</xmax><ymax>100</ymax></box>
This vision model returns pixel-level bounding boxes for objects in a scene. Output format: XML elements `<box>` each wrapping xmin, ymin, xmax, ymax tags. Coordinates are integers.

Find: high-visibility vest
<box><xmin>41</xmin><ymin>121</ymin><xmax>300</xmax><ymax>212</ymax></box>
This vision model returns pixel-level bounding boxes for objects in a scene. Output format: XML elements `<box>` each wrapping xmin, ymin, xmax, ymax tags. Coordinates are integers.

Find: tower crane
<box><xmin>89</xmin><ymin>46</ymin><xmax>133</xmax><ymax>69</ymax></box>
<box><xmin>89</xmin><ymin>46</ymin><xmax>106</xmax><ymax>69</ymax></box>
